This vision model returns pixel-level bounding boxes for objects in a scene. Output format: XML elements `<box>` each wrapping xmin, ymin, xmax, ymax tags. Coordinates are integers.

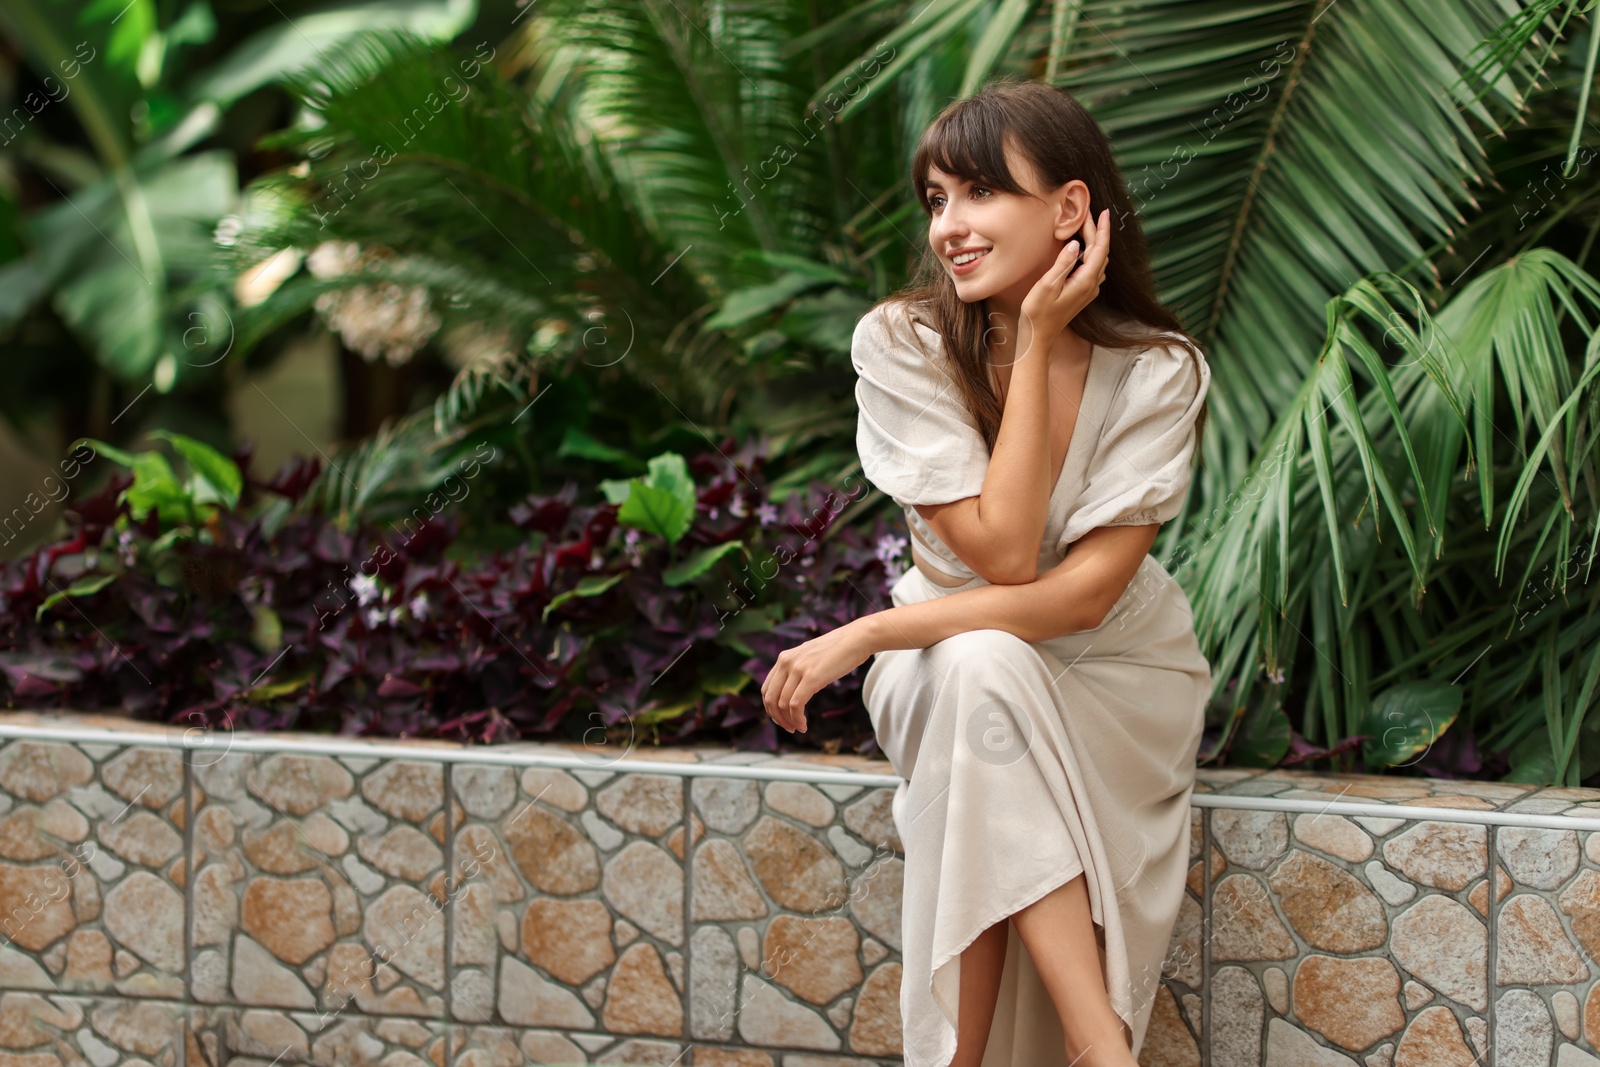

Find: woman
<box><xmin>760</xmin><ymin>79</ymin><xmax>1211</xmax><ymax>1067</ymax></box>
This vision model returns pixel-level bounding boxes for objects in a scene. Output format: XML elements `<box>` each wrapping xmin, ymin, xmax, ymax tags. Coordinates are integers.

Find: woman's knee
<box><xmin>930</xmin><ymin>627</ymin><xmax>1035</xmax><ymax>665</ymax></box>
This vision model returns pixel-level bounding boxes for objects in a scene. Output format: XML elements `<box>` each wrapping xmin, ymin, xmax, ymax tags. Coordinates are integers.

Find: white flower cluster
<box><xmin>345</xmin><ymin>570</ymin><xmax>432</xmax><ymax>629</ymax></box>
<box><xmin>307</xmin><ymin>241</ymin><xmax>442</xmax><ymax>367</ymax></box>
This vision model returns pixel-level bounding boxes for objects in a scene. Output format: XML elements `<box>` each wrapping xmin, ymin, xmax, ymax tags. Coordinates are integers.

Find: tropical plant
<box><xmin>201</xmin><ymin>0</ymin><xmax>1600</xmax><ymax>781</ymax></box>
<box><xmin>0</xmin><ymin>0</ymin><xmax>477</xmax><ymax>448</ymax></box>
<box><xmin>214</xmin><ymin>11</ymin><xmax>898</xmax><ymax>521</ymax></box>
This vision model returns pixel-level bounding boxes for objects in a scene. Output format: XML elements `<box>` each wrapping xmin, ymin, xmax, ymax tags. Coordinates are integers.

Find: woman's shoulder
<box><xmin>852</xmin><ymin>298</ymin><xmax>945</xmax><ymax>375</ymax></box>
<box><xmin>1102</xmin><ymin>326</ymin><xmax>1209</xmax><ymax>404</ymax></box>
<box><xmin>856</xmin><ymin>297</ymin><xmax>941</xmax><ymax>340</ymax></box>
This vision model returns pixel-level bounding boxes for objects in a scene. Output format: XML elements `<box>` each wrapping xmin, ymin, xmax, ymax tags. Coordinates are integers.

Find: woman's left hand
<box><xmin>761</xmin><ymin>622</ymin><xmax>876</xmax><ymax>734</ymax></box>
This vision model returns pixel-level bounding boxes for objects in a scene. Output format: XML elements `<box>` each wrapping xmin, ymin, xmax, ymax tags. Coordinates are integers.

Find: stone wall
<box><xmin>0</xmin><ymin>712</ymin><xmax>1598</xmax><ymax>1066</ymax></box>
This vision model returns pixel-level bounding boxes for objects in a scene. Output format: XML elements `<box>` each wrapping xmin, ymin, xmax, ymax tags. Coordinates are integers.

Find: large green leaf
<box><xmin>1361</xmin><ymin>681</ymin><xmax>1463</xmax><ymax>769</ymax></box>
<box><xmin>186</xmin><ymin>0</ymin><xmax>476</xmax><ymax>107</ymax></box>
<box><xmin>148</xmin><ymin>429</ymin><xmax>243</xmax><ymax>510</ymax></box>
<box><xmin>22</xmin><ymin>152</ymin><xmax>236</xmax><ymax>378</ymax></box>
<box><xmin>1229</xmin><ymin>703</ymin><xmax>1292</xmax><ymax>768</ymax></box>
<box><xmin>606</xmin><ymin>453</ymin><xmax>697</xmax><ymax>544</ymax></box>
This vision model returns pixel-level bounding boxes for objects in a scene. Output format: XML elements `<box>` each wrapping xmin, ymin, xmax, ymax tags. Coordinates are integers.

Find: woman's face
<box><xmin>925</xmin><ymin>139</ymin><xmax>1088</xmax><ymax>311</ymax></box>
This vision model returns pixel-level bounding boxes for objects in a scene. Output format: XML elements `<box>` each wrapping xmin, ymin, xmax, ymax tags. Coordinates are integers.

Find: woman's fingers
<box><xmin>1081</xmin><ymin>208</ymin><xmax>1111</xmax><ymax>273</ymax></box>
<box><xmin>1062</xmin><ymin>209</ymin><xmax>1112</xmax><ymax>297</ymax></box>
<box><xmin>761</xmin><ymin>662</ymin><xmax>789</xmax><ymax>731</ymax></box>
<box><xmin>778</xmin><ymin>663</ymin><xmax>808</xmax><ymax>726</ymax></box>
<box><xmin>1046</xmin><ymin>239</ymin><xmax>1080</xmax><ymax>285</ymax></box>
<box><xmin>762</xmin><ymin>655</ymin><xmax>808</xmax><ymax>733</ymax></box>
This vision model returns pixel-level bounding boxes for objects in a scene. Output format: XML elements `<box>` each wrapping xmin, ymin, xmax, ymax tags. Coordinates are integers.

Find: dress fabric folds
<box><xmin>851</xmin><ymin>300</ymin><xmax>1213</xmax><ymax>1065</ymax></box>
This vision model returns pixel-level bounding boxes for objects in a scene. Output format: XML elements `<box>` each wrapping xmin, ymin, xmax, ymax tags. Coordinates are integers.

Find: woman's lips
<box><xmin>950</xmin><ymin>248</ymin><xmax>989</xmax><ymax>275</ymax></box>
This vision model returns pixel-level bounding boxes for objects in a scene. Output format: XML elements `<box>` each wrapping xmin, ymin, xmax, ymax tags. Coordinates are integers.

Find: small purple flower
<box><xmin>623</xmin><ymin>528</ymin><xmax>641</xmax><ymax>548</ymax></box>
<box><xmin>756</xmin><ymin>502</ymin><xmax>778</xmax><ymax>526</ymax></box>
<box><xmin>364</xmin><ymin>606</ymin><xmax>385</xmax><ymax>628</ymax></box>
<box><xmin>729</xmin><ymin>496</ymin><xmax>748</xmax><ymax>518</ymax></box>
<box><xmin>408</xmin><ymin>592</ymin><xmax>429</xmax><ymax>620</ymax></box>
<box><xmin>874</xmin><ymin>533</ymin><xmax>907</xmax><ymax>565</ymax></box>
<box><xmin>708</xmin><ymin>506</ymin><xmax>719</xmax><ymax>520</ymax></box>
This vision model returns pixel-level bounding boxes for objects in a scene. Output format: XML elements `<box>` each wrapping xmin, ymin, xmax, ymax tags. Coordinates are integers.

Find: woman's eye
<box><xmin>973</xmin><ymin>186</ymin><xmax>991</xmax><ymax>198</ymax></box>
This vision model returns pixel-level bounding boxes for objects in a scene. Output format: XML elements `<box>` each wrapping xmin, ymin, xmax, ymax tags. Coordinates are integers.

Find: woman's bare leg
<box><xmin>1010</xmin><ymin>872</ymin><xmax>1138</xmax><ymax>1067</ymax></box>
<box><xmin>950</xmin><ymin>918</ymin><xmax>1009</xmax><ymax>1067</ymax></box>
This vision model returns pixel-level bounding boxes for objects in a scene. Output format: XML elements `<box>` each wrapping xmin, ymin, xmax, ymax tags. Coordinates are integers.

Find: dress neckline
<box><xmin>1049</xmin><ymin>340</ymin><xmax>1104</xmax><ymax>505</ymax></box>
<box><xmin>985</xmin><ymin>337</ymin><xmax>1102</xmax><ymax>501</ymax></box>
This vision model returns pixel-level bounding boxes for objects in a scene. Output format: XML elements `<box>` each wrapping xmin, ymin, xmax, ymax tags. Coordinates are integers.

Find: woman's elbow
<box><xmin>980</xmin><ymin>555</ymin><xmax>1038</xmax><ymax>585</ymax></box>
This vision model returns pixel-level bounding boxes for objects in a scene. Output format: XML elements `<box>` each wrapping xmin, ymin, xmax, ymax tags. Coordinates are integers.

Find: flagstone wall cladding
<box><xmin>4</xmin><ymin>716</ymin><xmax>1600</xmax><ymax>1065</ymax></box>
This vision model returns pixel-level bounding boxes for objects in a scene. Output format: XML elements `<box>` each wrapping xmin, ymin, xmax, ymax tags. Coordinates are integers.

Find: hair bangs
<box><xmin>912</xmin><ymin>104</ymin><xmax>1026</xmax><ymax>214</ymax></box>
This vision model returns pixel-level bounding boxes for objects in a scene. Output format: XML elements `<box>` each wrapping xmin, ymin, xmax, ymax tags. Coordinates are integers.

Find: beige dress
<box><xmin>850</xmin><ymin>300</ymin><xmax>1212</xmax><ymax>1066</ymax></box>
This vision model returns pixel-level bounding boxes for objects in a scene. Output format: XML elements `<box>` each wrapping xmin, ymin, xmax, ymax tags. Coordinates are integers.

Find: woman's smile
<box><xmin>950</xmin><ymin>246</ymin><xmax>991</xmax><ymax>274</ymax></box>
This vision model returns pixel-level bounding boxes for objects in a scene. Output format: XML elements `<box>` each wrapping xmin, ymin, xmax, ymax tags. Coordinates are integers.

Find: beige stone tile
<box><xmin>0</xmin><ymin>739</ymin><xmax>185</xmax><ymax>999</ymax></box>
<box><xmin>0</xmin><ymin>994</ymin><xmax>186</xmax><ymax>1065</ymax></box>
<box><xmin>190</xmin><ymin>751</ymin><xmax>449</xmax><ymax>1017</ymax></box>
<box><xmin>1493</xmin><ymin>822</ymin><xmax>1600</xmax><ymax>1062</ymax></box>
<box><xmin>1206</xmin><ymin>806</ymin><xmax>1492</xmax><ymax>1063</ymax></box>
<box><xmin>448</xmin><ymin>766</ymin><xmax>690</xmax><ymax>1041</ymax></box>
<box><xmin>680</xmin><ymin>777</ymin><xmax>903</xmax><ymax>1057</ymax></box>
<box><xmin>186</xmin><ymin>1005</ymin><xmax>452</xmax><ymax>1065</ymax></box>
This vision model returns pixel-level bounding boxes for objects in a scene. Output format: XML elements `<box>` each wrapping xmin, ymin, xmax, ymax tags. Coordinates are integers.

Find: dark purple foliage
<box><xmin>0</xmin><ymin>436</ymin><xmax>908</xmax><ymax>755</ymax></box>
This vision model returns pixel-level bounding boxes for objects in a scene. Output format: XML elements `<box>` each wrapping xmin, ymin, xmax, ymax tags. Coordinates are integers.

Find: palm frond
<box><xmin>1187</xmin><ymin>248</ymin><xmax>1600</xmax><ymax>774</ymax></box>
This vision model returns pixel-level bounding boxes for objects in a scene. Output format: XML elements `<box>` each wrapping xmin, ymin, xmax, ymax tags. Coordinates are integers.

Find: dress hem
<box><xmin>924</xmin><ymin>853</ymin><xmax>1137</xmax><ymax>1067</ymax></box>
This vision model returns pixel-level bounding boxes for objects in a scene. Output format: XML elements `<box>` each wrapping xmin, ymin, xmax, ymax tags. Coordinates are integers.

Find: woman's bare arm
<box><xmin>861</xmin><ymin>522</ymin><xmax>1158</xmax><ymax>647</ymax></box>
<box><xmin>760</xmin><ymin>523</ymin><xmax>1160</xmax><ymax>732</ymax></box>
<box><xmin>910</xmin><ymin>331</ymin><xmax>1053</xmax><ymax>585</ymax></box>
<box><xmin>912</xmin><ymin>209</ymin><xmax>1112</xmax><ymax>585</ymax></box>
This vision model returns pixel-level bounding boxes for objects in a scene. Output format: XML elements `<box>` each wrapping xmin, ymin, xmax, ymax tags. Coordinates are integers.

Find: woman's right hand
<box><xmin>1018</xmin><ymin>207</ymin><xmax>1111</xmax><ymax>355</ymax></box>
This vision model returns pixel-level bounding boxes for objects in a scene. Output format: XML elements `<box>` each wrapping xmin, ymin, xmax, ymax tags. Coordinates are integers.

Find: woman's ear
<box><xmin>1052</xmin><ymin>179</ymin><xmax>1093</xmax><ymax>240</ymax></box>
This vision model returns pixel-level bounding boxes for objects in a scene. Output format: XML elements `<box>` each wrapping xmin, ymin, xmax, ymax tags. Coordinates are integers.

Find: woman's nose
<box><xmin>931</xmin><ymin>207</ymin><xmax>967</xmax><ymax>247</ymax></box>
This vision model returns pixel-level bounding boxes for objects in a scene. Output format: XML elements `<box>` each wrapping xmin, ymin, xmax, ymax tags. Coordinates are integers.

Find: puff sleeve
<box><xmin>1057</xmin><ymin>337</ymin><xmax>1210</xmax><ymax>549</ymax></box>
<box><xmin>852</xmin><ymin>301</ymin><xmax>991</xmax><ymax>507</ymax></box>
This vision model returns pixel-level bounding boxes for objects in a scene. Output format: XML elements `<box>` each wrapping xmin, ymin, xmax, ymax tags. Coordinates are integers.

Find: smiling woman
<box><xmin>759</xmin><ymin>79</ymin><xmax>1213</xmax><ymax>1067</ymax></box>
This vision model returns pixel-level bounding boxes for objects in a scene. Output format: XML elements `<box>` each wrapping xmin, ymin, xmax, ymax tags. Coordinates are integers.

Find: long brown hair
<box><xmin>882</xmin><ymin>78</ymin><xmax>1207</xmax><ymax>458</ymax></box>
